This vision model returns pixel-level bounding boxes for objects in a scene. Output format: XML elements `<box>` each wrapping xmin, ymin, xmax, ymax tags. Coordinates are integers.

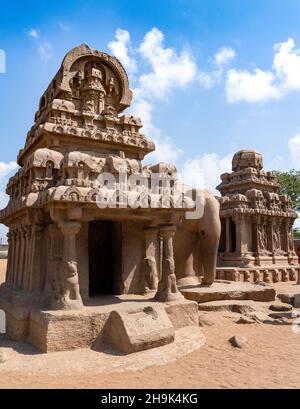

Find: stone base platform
<box><xmin>0</xmin><ymin>291</ymin><xmax>198</xmax><ymax>353</ymax></box>
<box><xmin>179</xmin><ymin>280</ymin><xmax>276</xmax><ymax>304</ymax></box>
<box><xmin>216</xmin><ymin>266</ymin><xmax>299</xmax><ymax>283</ymax></box>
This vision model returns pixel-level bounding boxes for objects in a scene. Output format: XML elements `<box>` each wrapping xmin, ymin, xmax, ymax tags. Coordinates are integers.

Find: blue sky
<box><xmin>1</xmin><ymin>0</ymin><xmax>300</xmax><ymax>239</ymax></box>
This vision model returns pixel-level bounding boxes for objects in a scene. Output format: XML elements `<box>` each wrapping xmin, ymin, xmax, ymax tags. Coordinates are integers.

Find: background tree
<box><xmin>274</xmin><ymin>169</ymin><xmax>300</xmax><ymax>211</ymax></box>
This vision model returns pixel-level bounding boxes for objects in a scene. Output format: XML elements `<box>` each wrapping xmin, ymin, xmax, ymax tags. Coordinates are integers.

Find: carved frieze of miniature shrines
<box><xmin>217</xmin><ymin>150</ymin><xmax>298</xmax><ymax>272</ymax></box>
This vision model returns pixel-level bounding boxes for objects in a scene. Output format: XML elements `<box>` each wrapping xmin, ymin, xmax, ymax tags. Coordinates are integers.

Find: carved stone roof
<box><xmin>217</xmin><ymin>151</ymin><xmax>297</xmax><ymax>220</ymax></box>
<box><xmin>17</xmin><ymin>44</ymin><xmax>155</xmax><ymax>166</ymax></box>
<box><xmin>232</xmin><ymin>149</ymin><xmax>263</xmax><ymax>171</ymax></box>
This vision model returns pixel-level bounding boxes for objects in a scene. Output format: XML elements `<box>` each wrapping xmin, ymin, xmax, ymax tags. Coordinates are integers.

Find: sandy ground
<box><xmin>1</xmin><ymin>259</ymin><xmax>300</xmax><ymax>389</ymax></box>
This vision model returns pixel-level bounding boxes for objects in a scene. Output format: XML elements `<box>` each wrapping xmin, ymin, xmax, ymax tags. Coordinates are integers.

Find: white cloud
<box><xmin>215</xmin><ymin>47</ymin><xmax>236</xmax><ymax>66</ymax></box>
<box><xmin>38</xmin><ymin>42</ymin><xmax>53</xmax><ymax>62</ymax></box>
<box><xmin>0</xmin><ymin>161</ymin><xmax>18</xmax><ymax>208</ymax></box>
<box><xmin>226</xmin><ymin>68</ymin><xmax>281</xmax><ymax>103</ymax></box>
<box><xmin>0</xmin><ymin>161</ymin><xmax>18</xmax><ymax>243</ymax></box>
<box><xmin>137</xmin><ymin>27</ymin><xmax>197</xmax><ymax>99</ymax></box>
<box><xmin>199</xmin><ymin>46</ymin><xmax>236</xmax><ymax>89</ymax></box>
<box><xmin>28</xmin><ymin>28</ymin><xmax>39</xmax><ymax>39</ymax></box>
<box><xmin>108</xmin><ymin>29</ymin><xmax>137</xmax><ymax>73</ymax></box>
<box><xmin>225</xmin><ymin>38</ymin><xmax>300</xmax><ymax>103</ymax></box>
<box><xmin>181</xmin><ymin>153</ymin><xmax>232</xmax><ymax>194</ymax></box>
<box><xmin>58</xmin><ymin>22</ymin><xmax>71</xmax><ymax>32</ymax></box>
<box><xmin>108</xmin><ymin>27</ymin><xmax>197</xmax><ymax>163</ymax></box>
<box><xmin>288</xmin><ymin>134</ymin><xmax>300</xmax><ymax>168</ymax></box>
<box><xmin>273</xmin><ymin>38</ymin><xmax>300</xmax><ymax>91</ymax></box>
<box><xmin>28</xmin><ymin>29</ymin><xmax>53</xmax><ymax>63</ymax></box>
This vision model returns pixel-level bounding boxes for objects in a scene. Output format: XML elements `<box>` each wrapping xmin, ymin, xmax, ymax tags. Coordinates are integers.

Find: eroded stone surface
<box><xmin>236</xmin><ymin>315</ymin><xmax>256</xmax><ymax>324</ymax></box>
<box><xmin>277</xmin><ymin>293</ymin><xmax>295</xmax><ymax>305</ymax></box>
<box><xmin>180</xmin><ymin>281</ymin><xmax>276</xmax><ymax>304</ymax></box>
<box><xmin>294</xmin><ymin>294</ymin><xmax>300</xmax><ymax>308</ymax></box>
<box><xmin>198</xmin><ymin>300</ymin><xmax>257</xmax><ymax>313</ymax></box>
<box><xmin>104</xmin><ymin>307</ymin><xmax>175</xmax><ymax>354</ymax></box>
<box><xmin>269</xmin><ymin>303</ymin><xmax>292</xmax><ymax>312</ymax></box>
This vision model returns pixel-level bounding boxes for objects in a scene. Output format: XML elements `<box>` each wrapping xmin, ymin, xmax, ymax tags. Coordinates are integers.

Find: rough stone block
<box><xmin>198</xmin><ymin>300</ymin><xmax>257</xmax><ymax>313</ymax></box>
<box><xmin>105</xmin><ymin>306</ymin><xmax>175</xmax><ymax>354</ymax></box>
<box><xmin>294</xmin><ymin>294</ymin><xmax>300</xmax><ymax>308</ymax></box>
<box><xmin>29</xmin><ymin>310</ymin><xmax>109</xmax><ymax>352</ymax></box>
<box><xmin>180</xmin><ymin>281</ymin><xmax>276</xmax><ymax>304</ymax></box>
<box><xmin>277</xmin><ymin>293</ymin><xmax>295</xmax><ymax>306</ymax></box>
<box><xmin>164</xmin><ymin>300</ymin><xmax>198</xmax><ymax>329</ymax></box>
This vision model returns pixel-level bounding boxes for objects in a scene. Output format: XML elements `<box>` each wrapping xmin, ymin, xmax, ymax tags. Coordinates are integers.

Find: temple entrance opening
<box><xmin>88</xmin><ymin>220</ymin><xmax>122</xmax><ymax>297</ymax></box>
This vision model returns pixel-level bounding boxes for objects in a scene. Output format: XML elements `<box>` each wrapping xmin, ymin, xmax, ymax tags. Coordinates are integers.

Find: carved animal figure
<box><xmin>173</xmin><ymin>189</ymin><xmax>221</xmax><ymax>286</ymax></box>
<box><xmin>62</xmin><ymin>260</ymin><xmax>82</xmax><ymax>304</ymax></box>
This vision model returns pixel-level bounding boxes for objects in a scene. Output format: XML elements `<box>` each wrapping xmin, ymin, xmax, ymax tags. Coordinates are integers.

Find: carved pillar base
<box><xmin>155</xmin><ymin>225</ymin><xmax>183</xmax><ymax>303</ymax></box>
<box><xmin>54</xmin><ymin>221</ymin><xmax>83</xmax><ymax>310</ymax></box>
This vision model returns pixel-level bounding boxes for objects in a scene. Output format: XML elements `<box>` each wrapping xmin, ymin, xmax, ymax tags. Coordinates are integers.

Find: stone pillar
<box><xmin>16</xmin><ymin>227</ymin><xmax>25</xmax><ymax>289</ymax></box>
<box><xmin>5</xmin><ymin>231</ymin><xmax>12</xmax><ymax>284</ymax></box>
<box><xmin>144</xmin><ymin>227</ymin><xmax>159</xmax><ymax>292</ymax></box>
<box><xmin>28</xmin><ymin>225</ymin><xmax>43</xmax><ymax>291</ymax></box>
<box><xmin>22</xmin><ymin>226</ymin><xmax>31</xmax><ymax>291</ymax></box>
<box><xmin>10</xmin><ymin>230</ymin><xmax>17</xmax><ymax>286</ymax></box>
<box><xmin>267</xmin><ymin>218</ymin><xmax>274</xmax><ymax>254</ymax></box>
<box><xmin>225</xmin><ymin>217</ymin><xmax>231</xmax><ymax>254</ymax></box>
<box><xmin>155</xmin><ymin>225</ymin><xmax>183</xmax><ymax>302</ymax></box>
<box><xmin>55</xmin><ymin>221</ymin><xmax>83</xmax><ymax>310</ymax></box>
<box><xmin>235</xmin><ymin>214</ymin><xmax>242</xmax><ymax>256</ymax></box>
<box><xmin>252</xmin><ymin>219</ymin><xmax>258</xmax><ymax>255</ymax></box>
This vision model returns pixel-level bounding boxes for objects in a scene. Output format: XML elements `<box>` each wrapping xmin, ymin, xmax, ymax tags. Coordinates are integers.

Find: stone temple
<box><xmin>216</xmin><ymin>150</ymin><xmax>299</xmax><ymax>283</ymax></box>
<box><xmin>0</xmin><ymin>45</ymin><xmax>221</xmax><ymax>352</ymax></box>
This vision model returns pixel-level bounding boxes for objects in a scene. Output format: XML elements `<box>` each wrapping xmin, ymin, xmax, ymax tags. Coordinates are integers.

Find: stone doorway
<box><xmin>88</xmin><ymin>220</ymin><xmax>122</xmax><ymax>297</ymax></box>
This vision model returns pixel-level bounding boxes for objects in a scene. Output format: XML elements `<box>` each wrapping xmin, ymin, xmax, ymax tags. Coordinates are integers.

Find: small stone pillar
<box><xmin>144</xmin><ymin>227</ymin><xmax>159</xmax><ymax>292</ymax></box>
<box><xmin>5</xmin><ymin>231</ymin><xmax>12</xmax><ymax>284</ymax></box>
<box><xmin>155</xmin><ymin>225</ymin><xmax>183</xmax><ymax>302</ymax></box>
<box><xmin>55</xmin><ymin>221</ymin><xmax>83</xmax><ymax>310</ymax></box>
<box><xmin>235</xmin><ymin>214</ymin><xmax>242</xmax><ymax>256</ymax></box>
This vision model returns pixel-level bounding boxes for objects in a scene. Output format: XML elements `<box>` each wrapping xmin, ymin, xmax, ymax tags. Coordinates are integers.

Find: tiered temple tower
<box><xmin>216</xmin><ymin>150</ymin><xmax>299</xmax><ymax>283</ymax></box>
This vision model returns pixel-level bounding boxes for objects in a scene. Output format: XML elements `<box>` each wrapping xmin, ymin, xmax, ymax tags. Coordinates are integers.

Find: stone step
<box><xmin>180</xmin><ymin>281</ymin><xmax>276</xmax><ymax>304</ymax></box>
<box><xmin>197</xmin><ymin>300</ymin><xmax>257</xmax><ymax>313</ymax></box>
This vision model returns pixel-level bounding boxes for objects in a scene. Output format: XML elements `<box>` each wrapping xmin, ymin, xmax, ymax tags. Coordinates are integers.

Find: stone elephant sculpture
<box><xmin>174</xmin><ymin>189</ymin><xmax>221</xmax><ymax>286</ymax></box>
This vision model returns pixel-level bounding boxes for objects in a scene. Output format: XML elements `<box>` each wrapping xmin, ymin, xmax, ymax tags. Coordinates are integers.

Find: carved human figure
<box><xmin>273</xmin><ymin>225</ymin><xmax>281</xmax><ymax>252</ymax></box>
<box><xmin>144</xmin><ymin>227</ymin><xmax>159</xmax><ymax>292</ymax></box>
<box><xmin>264</xmin><ymin>270</ymin><xmax>272</xmax><ymax>283</ymax></box>
<box><xmin>259</xmin><ymin>222</ymin><xmax>268</xmax><ymax>255</ymax></box>
<box><xmin>273</xmin><ymin>269</ymin><xmax>280</xmax><ymax>283</ymax></box>
<box><xmin>244</xmin><ymin>271</ymin><xmax>251</xmax><ymax>282</ymax></box>
<box><xmin>282</xmin><ymin>270</ymin><xmax>289</xmax><ymax>282</ymax></box>
<box><xmin>289</xmin><ymin>268</ymin><xmax>297</xmax><ymax>281</ymax></box>
<box><xmin>253</xmin><ymin>270</ymin><xmax>261</xmax><ymax>282</ymax></box>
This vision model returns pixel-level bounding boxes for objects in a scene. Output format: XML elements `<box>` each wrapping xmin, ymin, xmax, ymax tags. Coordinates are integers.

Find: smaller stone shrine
<box><xmin>216</xmin><ymin>150</ymin><xmax>299</xmax><ymax>283</ymax></box>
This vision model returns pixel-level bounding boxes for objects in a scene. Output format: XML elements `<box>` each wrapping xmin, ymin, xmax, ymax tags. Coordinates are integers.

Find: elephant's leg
<box><xmin>199</xmin><ymin>195</ymin><xmax>221</xmax><ymax>286</ymax></box>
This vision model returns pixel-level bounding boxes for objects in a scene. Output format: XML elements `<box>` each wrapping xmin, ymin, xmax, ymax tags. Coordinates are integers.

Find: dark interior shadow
<box><xmin>84</xmin><ymin>295</ymin><xmax>157</xmax><ymax>307</ymax></box>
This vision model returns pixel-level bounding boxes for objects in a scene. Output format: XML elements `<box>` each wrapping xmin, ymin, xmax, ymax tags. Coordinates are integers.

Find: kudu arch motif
<box><xmin>0</xmin><ymin>44</ymin><xmax>221</xmax><ymax>319</ymax></box>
